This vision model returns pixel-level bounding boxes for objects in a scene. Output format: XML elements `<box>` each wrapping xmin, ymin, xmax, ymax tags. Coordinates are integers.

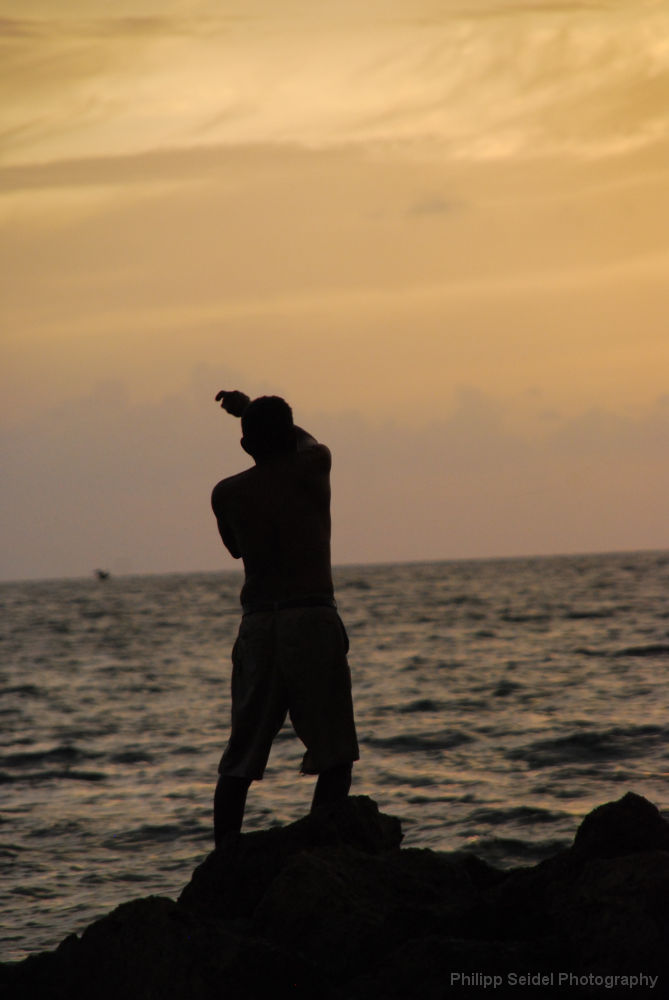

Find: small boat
<box><xmin>95</xmin><ymin>569</ymin><xmax>111</xmax><ymax>581</ymax></box>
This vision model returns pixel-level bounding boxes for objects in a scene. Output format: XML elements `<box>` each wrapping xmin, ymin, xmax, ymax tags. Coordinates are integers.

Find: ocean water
<box><xmin>2</xmin><ymin>551</ymin><xmax>669</xmax><ymax>962</ymax></box>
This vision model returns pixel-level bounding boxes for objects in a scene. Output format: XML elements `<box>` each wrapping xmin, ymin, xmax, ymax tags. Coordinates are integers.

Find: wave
<box><xmin>9</xmin><ymin>886</ymin><xmax>55</xmax><ymax>900</ymax></box>
<box><xmin>0</xmin><ymin>769</ymin><xmax>107</xmax><ymax>784</ymax></box>
<box><xmin>574</xmin><ymin>643</ymin><xmax>669</xmax><ymax>659</ymax></box>
<box><xmin>466</xmin><ymin>804</ymin><xmax>565</xmax><ymax>827</ymax></box>
<box><xmin>508</xmin><ymin>725</ymin><xmax>667</xmax><ymax>768</ymax></box>
<box><xmin>0</xmin><ymin>684</ymin><xmax>42</xmax><ymax>698</ymax></box>
<box><xmin>501</xmin><ymin>612</ymin><xmax>551</xmax><ymax>624</ymax></box>
<box><xmin>102</xmin><ymin>822</ymin><xmax>198</xmax><ymax>849</ymax></box>
<box><xmin>365</xmin><ymin>731</ymin><xmax>474</xmax><ymax>752</ymax></box>
<box><xmin>339</xmin><ymin>578</ymin><xmax>372</xmax><ymax>591</ymax></box>
<box><xmin>398</xmin><ymin>698</ymin><xmax>445</xmax><ymax>714</ymax></box>
<box><xmin>467</xmin><ymin>835</ymin><xmax>570</xmax><ymax>868</ymax></box>
<box><xmin>492</xmin><ymin>680</ymin><xmax>522</xmax><ymax>698</ymax></box>
<box><xmin>0</xmin><ymin>745</ymin><xmax>103</xmax><ymax>768</ymax></box>
<box><xmin>109</xmin><ymin>750</ymin><xmax>155</xmax><ymax>764</ymax></box>
<box><xmin>441</xmin><ymin>594</ymin><xmax>486</xmax><ymax>607</ymax></box>
<box><xmin>564</xmin><ymin>609</ymin><xmax>616</xmax><ymax>620</ymax></box>
<box><xmin>25</xmin><ymin>819</ymin><xmax>86</xmax><ymax>839</ymax></box>
<box><xmin>613</xmin><ymin>644</ymin><xmax>669</xmax><ymax>658</ymax></box>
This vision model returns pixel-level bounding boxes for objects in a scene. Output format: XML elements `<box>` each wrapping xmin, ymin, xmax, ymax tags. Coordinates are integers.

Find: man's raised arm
<box><xmin>214</xmin><ymin>389</ymin><xmax>320</xmax><ymax>451</ymax></box>
<box><xmin>215</xmin><ymin>390</ymin><xmax>250</xmax><ymax>417</ymax></box>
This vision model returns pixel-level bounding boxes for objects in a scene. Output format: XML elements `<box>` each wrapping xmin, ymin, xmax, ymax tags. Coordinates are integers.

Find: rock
<box><xmin>550</xmin><ymin>851</ymin><xmax>669</xmax><ymax>976</ymax></box>
<box><xmin>178</xmin><ymin>794</ymin><xmax>402</xmax><ymax>919</ymax></box>
<box><xmin>571</xmin><ymin>790</ymin><xmax>669</xmax><ymax>861</ymax></box>
<box><xmin>2</xmin><ymin>792</ymin><xmax>668</xmax><ymax>999</ymax></box>
<box><xmin>253</xmin><ymin>844</ymin><xmax>503</xmax><ymax>984</ymax></box>
<box><xmin>0</xmin><ymin>895</ymin><xmax>337</xmax><ymax>1000</ymax></box>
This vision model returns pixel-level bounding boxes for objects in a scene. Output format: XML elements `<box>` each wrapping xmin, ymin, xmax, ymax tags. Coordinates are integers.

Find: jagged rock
<box><xmin>178</xmin><ymin>794</ymin><xmax>402</xmax><ymax>919</ymax></box>
<box><xmin>550</xmin><ymin>851</ymin><xmax>669</xmax><ymax>976</ymax></box>
<box><xmin>1</xmin><ymin>895</ymin><xmax>337</xmax><ymax>1000</ymax></box>
<box><xmin>253</xmin><ymin>844</ymin><xmax>503</xmax><ymax>983</ymax></box>
<box><xmin>2</xmin><ymin>791</ymin><xmax>668</xmax><ymax>1000</ymax></box>
<box><xmin>571</xmin><ymin>790</ymin><xmax>669</xmax><ymax>860</ymax></box>
<box><xmin>345</xmin><ymin>936</ymin><xmax>564</xmax><ymax>1000</ymax></box>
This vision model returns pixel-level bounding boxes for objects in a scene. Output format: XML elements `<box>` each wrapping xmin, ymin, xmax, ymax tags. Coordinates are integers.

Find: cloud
<box><xmin>0</xmin><ymin>145</ymin><xmax>233</xmax><ymax>193</ymax></box>
<box><xmin>4</xmin><ymin>3</ymin><xmax>669</xmax><ymax>166</ymax></box>
<box><xmin>323</xmin><ymin>391</ymin><xmax>669</xmax><ymax>563</ymax></box>
<box><xmin>0</xmin><ymin>17</ymin><xmax>46</xmax><ymax>37</ymax></box>
<box><xmin>408</xmin><ymin>194</ymin><xmax>461</xmax><ymax>216</ymax></box>
<box><xmin>0</xmin><ymin>369</ymin><xmax>243</xmax><ymax>579</ymax></box>
<box><xmin>2</xmin><ymin>379</ymin><xmax>667</xmax><ymax>580</ymax></box>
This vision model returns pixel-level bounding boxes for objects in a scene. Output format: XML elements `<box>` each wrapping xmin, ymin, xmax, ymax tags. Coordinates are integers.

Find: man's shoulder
<box><xmin>211</xmin><ymin>468</ymin><xmax>255</xmax><ymax>509</ymax></box>
<box><xmin>299</xmin><ymin>442</ymin><xmax>331</xmax><ymax>472</ymax></box>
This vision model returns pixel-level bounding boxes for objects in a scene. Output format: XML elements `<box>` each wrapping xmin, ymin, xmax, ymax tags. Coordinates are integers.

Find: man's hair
<box><xmin>241</xmin><ymin>396</ymin><xmax>296</xmax><ymax>458</ymax></box>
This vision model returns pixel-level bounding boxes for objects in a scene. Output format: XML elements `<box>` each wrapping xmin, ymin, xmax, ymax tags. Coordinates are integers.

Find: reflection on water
<box><xmin>2</xmin><ymin>551</ymin><xmax>669</xmax><ymax>960</ymax></box>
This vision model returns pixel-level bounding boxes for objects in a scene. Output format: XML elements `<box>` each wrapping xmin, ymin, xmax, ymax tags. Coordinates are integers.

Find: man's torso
<box><xmin>212</xmin><ymin>444</ymin><xmax>334</xmax><ymax>607</ymax></box>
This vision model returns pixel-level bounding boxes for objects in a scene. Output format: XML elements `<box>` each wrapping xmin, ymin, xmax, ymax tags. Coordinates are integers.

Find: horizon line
<box><xmin>2</xmin><ymin>545</ymin><xmax>667</xmax><ymax>586</ymax></box>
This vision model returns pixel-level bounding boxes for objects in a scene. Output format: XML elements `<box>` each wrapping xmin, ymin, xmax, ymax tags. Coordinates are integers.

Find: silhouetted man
<box><xmin>211</xmin><ymin>391</ymin><xmax>359</xmax><ymax>845</ymax></box>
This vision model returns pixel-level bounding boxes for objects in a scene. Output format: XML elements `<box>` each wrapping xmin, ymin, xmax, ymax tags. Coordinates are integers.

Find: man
<box><xmin>211</xmin><ymin>390</ymin><xmax>359</xmax><ymax>845</ymax></box>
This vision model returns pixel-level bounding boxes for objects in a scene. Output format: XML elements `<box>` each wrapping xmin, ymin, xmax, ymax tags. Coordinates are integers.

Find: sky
<box><xmin>2</xmin><ymin>0</ymin><xmax>669</xmax><ymax>579</ymax></box>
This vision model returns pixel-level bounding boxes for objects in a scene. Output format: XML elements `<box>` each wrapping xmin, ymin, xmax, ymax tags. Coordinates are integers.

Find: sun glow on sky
<box><xmin>2</xmin><ymin>0</ymin><xmax>668</xmax><ymax>578</ymax></box>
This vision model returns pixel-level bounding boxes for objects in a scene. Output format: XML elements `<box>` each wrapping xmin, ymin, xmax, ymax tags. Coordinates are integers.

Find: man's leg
<box><xmin>214</xmin><ymin>774</ymin><xmax>251</xmax><ymax>845</ymax></box>
<box><xmin>311</xmin><ymin>762</ymin><xmax>352</xmax><ymax>811</ymax></box>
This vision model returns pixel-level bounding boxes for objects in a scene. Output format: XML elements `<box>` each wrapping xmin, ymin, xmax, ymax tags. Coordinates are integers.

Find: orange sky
<box><xmin>2</xmin><ymin>1</ymin><xmax>668</xmax><ymax>578</ymax></box>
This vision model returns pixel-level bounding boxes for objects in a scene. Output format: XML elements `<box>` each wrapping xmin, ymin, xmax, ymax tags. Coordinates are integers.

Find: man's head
<box><xmin>241</xmin><ymin>396</ymin><xmax>296</xmax><ymax>461</ymax></box>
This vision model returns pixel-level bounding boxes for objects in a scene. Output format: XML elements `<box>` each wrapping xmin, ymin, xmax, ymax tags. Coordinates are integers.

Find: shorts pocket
<box><xmin>337</xmin><ymin>615</ymin><xmax>350</xmax><ymax>655</ymax></box>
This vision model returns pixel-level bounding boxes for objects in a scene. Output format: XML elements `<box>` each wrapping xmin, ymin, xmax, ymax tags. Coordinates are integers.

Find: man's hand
<box><xmin>215</xmin><ymin>390</ymin><xmax>250</xmax><ymax>418</ymax></box>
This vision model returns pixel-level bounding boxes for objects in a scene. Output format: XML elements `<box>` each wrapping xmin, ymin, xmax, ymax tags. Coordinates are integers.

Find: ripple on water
<box><xmin>365</xmin><ymin>731</ymin><xmax>475</xmax><ymax>752</ymax></box>
<box><xmin>507</xmin><ymin>725</ymin><xmax>668</xmax><ymax>768</ymax></box>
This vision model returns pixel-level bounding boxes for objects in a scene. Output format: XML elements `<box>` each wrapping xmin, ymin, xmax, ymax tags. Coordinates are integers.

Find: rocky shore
<box><xmin>2</xmin><ymin>792</ymin><xmax>668</xmax><ymax>998</ymax></box>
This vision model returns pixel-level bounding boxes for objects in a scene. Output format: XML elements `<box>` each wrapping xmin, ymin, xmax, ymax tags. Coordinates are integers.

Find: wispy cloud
<box><xmin>0</xmin><ymin>144</ymin><xmax>232</xmax><ymax>192</ymax></box>
<box><xmin>408</xmin><ymin>194</ymin><xmax>461</xmax><ymax>216</ymax></box>
<box><xmin>2</xmin><ymin>4</ymin><xmax>668</xmax><ymax>165</ymax></box>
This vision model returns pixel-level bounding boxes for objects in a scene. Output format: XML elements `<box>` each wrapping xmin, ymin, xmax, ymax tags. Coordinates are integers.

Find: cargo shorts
<box><xmin>218</xmin><ymin>605</ymin><xmax>359</xmax><ymax>780</ymax></box>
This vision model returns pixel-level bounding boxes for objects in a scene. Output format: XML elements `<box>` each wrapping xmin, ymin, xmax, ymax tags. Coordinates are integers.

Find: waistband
<box><xmin>241</xmin><ymin>595</ymin><xmax>337</xmax><ymax>616</ymax></box>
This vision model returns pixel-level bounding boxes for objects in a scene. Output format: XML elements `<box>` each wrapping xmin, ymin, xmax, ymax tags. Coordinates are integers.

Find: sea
<box><xmin>2</xmin><ymin>551</ymin><xmax>669</xmax><ymax>963</ymax></box>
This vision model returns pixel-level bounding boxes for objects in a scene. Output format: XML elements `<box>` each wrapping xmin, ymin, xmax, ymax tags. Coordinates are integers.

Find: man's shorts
<box><xmin>218</xmin><ymin>605</ymin><xmax>359</xmax><ymax>780</ymax></box>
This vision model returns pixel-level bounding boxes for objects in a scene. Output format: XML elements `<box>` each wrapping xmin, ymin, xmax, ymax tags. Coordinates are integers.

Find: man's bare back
<box><xmin>211</xmin><ymin>440</ymin><xmax>334</xmax><ymax>607</ymax></box>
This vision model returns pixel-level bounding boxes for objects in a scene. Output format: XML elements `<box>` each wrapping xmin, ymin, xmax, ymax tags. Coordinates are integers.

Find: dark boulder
<box><xmin>2</xmin><ymin>791</ymin><xmax>668</xmax><ymax>999</ymax></box>
<box><xmin>571</xmin><ymin>790</ymin><xmax>669</xmax><ymax>861</ymax></box>
<box><xmin>0</xmin><ymin>895</ymin><xmax>336</xmax><ymax>1000</ymax></box>
<box><xmin>178</xmin><ymin>794</ymin><xmax>402</xmax><ymax>919</ymax></box>
<box><xmin>550</xmin><ymin>851</ymin><xmax>669</xmax><ymax>977</ymax></box>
